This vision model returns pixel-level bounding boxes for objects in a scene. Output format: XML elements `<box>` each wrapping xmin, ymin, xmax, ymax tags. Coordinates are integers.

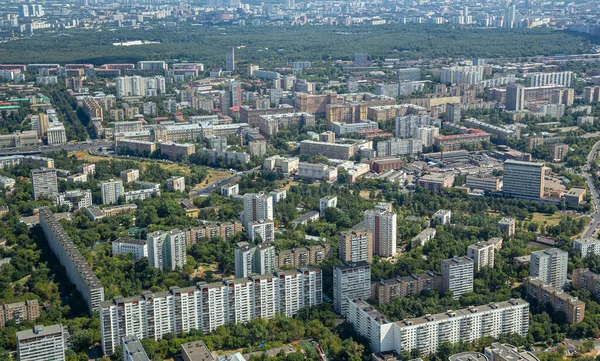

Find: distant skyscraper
<box><xmin>505</xmin><ymin>5</ymin><xmax>516</xmax><ymax>26</ymax></box>
<box><xmin>354</xmin><ymin>53</ymin><xmax>368</xmax><ymax>65</ymax></box>
<box><xmin>230</xmin><ymin>81</ymin><xmax>242</xmax><ymax>107</ymax></box>
<box><xmin>226</xmin><ymin>47</ymin><xmax>235</xmax><ymax>72</ymax></box>
<box><xmin>506</xmin><ymin>83</ymin><xmax>525</xmax><ymax>111</ymax></box>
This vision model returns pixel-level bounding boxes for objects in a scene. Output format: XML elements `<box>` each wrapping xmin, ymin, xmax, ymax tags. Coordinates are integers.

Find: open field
<box><xmin>530</xmin><ymin>212</ymin><xmax>590</xmax><ymax>227</ymax></box>
<box><xmin>71</xmin><ymin>151</ymin><xmax>191</xmax><ymax>174</ymax></box>
<box><xmin>360</xmin><ymin>189</ymin><xmax>381</xmax><ymax>199</ymax></box>
<box><xmin>193</xmin><ymin>169</ymin><xmax>234</xmax><ymax>189</ymax></box>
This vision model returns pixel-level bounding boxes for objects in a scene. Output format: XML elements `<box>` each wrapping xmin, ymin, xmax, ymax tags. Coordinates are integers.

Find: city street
<box><xmin>581</xmin><ymin>139</ymin><xmax>600</xmax><ymax>238</ymax></box>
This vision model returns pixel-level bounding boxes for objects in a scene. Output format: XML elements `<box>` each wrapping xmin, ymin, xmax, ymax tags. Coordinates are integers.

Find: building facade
<box><xmin>333</xmin><ymin>261</ymin><xmax>371</xmax><ymax>315</ymax></box>
<box><xmin>441</xmin><ymin>257</ymin><xmax>474</xmax><ymax>299</ymax></box>
<box><xmin>16</xmin><ymin>324</ymin><xmax>66</xmax><ymax>361</ymax></box>
<box><xmin>348</xmin><ymin>299</ymin><xmax>529</xmax><ymax>355</ymax></box>
<box><xmin>100</xmin><ymin>268</ymin><xmax>322</xmax><ymax>355</ymax></box>
<box><xmin>39</xmin><ymin>208</ymin><xmax>104</xmax><ymax>313</ymax></box>
<box><xmin>529</xmin><ymin>248</ymin><xmax>568</xmax><ymax>288</ymax></box>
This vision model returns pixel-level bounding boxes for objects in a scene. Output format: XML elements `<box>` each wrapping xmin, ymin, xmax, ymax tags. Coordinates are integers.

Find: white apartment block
<box><xmin>414</xmin><ymin>125</ymin><xmax>439</xmax><ymax>147</ymax></box>
<box><xmin>247</xmin><ymin>220</ymin><xmax>275</xmax><ymax>243</ymax></box>
<box><xmin>320</xmin><ymin>195</ymin><xmax>338</xmax><ymax>217</ymax></box>
<box><xmin>46</xmin><ymin>124</ymin><xmax>67</xmax><ymax>145</ymax></box>
<box><xmin>298</xmin><ymin>162</ymin><xmax>338</xmax><ymax>182</ymax></box>
<box><xmin>348</xmin><ymin>298</ymin><xmax>529</xmax><ymax>355</ymax></box>
<box><xmin>16</xmin><ymin>324</ymin><xmax>66</xmax><ymax>361</ymax></box>
<box><xmin>31</xmin><ymin>168</ymin><xmax>58</xmax><ymax>202</ymax></box>
<box><xmin>441</xmin><ymin>257</ymin><xmax>474</xmax><ymax>299</ymax></box>
<box><xmin>100</xmin><ymin>267</ymin><xmax>322</xmax><ymax>355</ymax></box>
<box><xmin>242</xmin><ymin>192</ymin><xmax>273</xmax><ymax>228</ymax></box>
<box><xmin>395</xmin><ymin>115</ymin><xmax>431</xmax><ymax>139</ymax></box>
<box><xmin>56</xmin><ymin>189</ymin><xmax>93</xmax><ymax>211</ymax></box>
<box><xmin>573</xmin><ymin>238</ymin><xmax>600</xmax><ymax>257</ymax></box>
<box><xmin>234</xmin><ymin>241</ymin><xmax>275</xmax><ymax>278</ymax></box>
<box><xmin>364</xmin><ymin>209</ymin><xmax>397</xmax><ymax>257</ymax></box>
<box><xmin>123</xmin><ymin>188</ymin><xmax>161</xmax><ymax>202</ymax></box>
<box><xmin>112</xmin><ymin>238</ymin><xmax>148</xmax><ymax>261</ymax></box>
<box><xmin>116</xmin><ymin>75</ymin><xmax>166</xmax><ymax>98</ymax></box>
<box><xmin>333</xmin><ymin>261</ymin><xmax>371</xmax><ymax>316</ymax></box>
<box><xmin>147</xmin><ymin>229</ymin><xmax>187</xmax><ymax>271</ymax></box>
<box><xmin>377</xmin><ymin>138</ymin><xmax>423</xmax><ymax>156</ymax></box>
<box><xmin>498</xmin><ymin>217</ymin><xmax>516</xmax><ymax>237</ymax></box>
<box><xmin>221</xmin><ymin>183</ymin><xmax>239</xmax><ymax>197</ymax></box>
<box><xmin>440</xmin><ymin>65</ymin><xmax>485</xmax><ymax>85</ymax></box>
<box><xmin>530</xmin><ymin>248</ymin><xmax>568</xmax><ymax>288</ymax></box>
<box><xmin>100</xmin><ymin>179</ymin><xmax>124</xmax><ymax>205</ymax></box>
<box><xmin>269</xmin><ymin>189</ymin><xmax>287</xmax><ymax>205</ymax></box>
<box><xmin>263</xmin><ymin>156</ymin><xmax>300</xmax><ymax>175</ymax></box>
<box><xmin>433</xmin><ymin>209</ymin><xmax>451</xmax><ymax>225</ymax></box>
<box><xmin>467</xmin><ymin>241</ymin><xmax>495</xmax><ymax>271</ymax></box>
<box><xmin>525</xmin><ymin>71</ymin><xmax>573</xmax><ymax>88</ymax></box>
<box><xmin>166</xmin><ymin>176</ymin><xmax>186</xmax><ymax>192</ymax></box>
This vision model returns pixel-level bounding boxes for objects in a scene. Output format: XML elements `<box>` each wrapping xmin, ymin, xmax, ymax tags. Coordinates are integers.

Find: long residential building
<box><xmin>371</xmin><ymin>272</ymin><xmax>442</xmax><ymax>304</ymax></box>
<box><xmin>184</xmin><ymin>221</ymin><xmax>244</xmax><ymax>244</ymax></box>
<box><xmin>348</xmin><ymin>298</ymin><xmax>529</xmax><ymax>355</ymax></box>
<box><xmin>573</xmin><ymin>237</ymin><xmax>600</xmax><ymax>257</ymax></box>
<box><xmin>523</xmin><ymin>277</ymin><xmax>585</xmax><ymax>324</ymax></box>
<box><xmin>0</xmin><ymin>155</ymin><xmax>54</xmax><ymax>169</ymax></box>
<box><xmin>299</xmin><ymin>140</ymin><xmax>355</xmax><ymax>160</ymax></box>
<box><xmin>572</xmin><ymin>268</ymin><xmax>600</xmax><ymax>302</ymax></box>
<box><xmin>525</xmin><ymin>71</ymin><xmax>573</xmax><ymax>88</ymax></box>
<box><xmin>100</xmin><ymin>267</ymin><xmax>322</xmax><ymax>355</ymax></box>
<box><xmin>433</xmin><ymin>129</ymin><xmax>490</xmax><ymax>151</ymax></box>
<box><xmin>298</xmin><ymin>162</ymin><xmax>338</xmax><ymax>181</ymax></box>
<box><xmin>274</xmin><ymin>245</ymin><xmax>332</xmax><ymax>269</ymax></box>
<box><xmin>39</xmin><ymin>208</ymin><xmax>104</xmax><ymax>313</ymax></box>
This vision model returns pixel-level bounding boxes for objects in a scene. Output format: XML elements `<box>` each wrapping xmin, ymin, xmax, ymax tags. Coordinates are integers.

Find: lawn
<box><xmin>71</xmin><ymin>151</ymin><xmax>192</xmax><ymax>174</ymax></box>
<box><xmin>530</xmin><ymin>212</ymin><xmax>590</xmax><ymax>227</ymax></box>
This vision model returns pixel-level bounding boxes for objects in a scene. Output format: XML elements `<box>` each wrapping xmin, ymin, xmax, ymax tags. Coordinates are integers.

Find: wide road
<box><xmin>0</xmin><ymin>140</ymin><xmax>113</xmax><ymax>156</ymax></box>
<box><xmin>581</xmin><ymin>139</ymin><xmax>600</xmax><ymax>238</ymax></box>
